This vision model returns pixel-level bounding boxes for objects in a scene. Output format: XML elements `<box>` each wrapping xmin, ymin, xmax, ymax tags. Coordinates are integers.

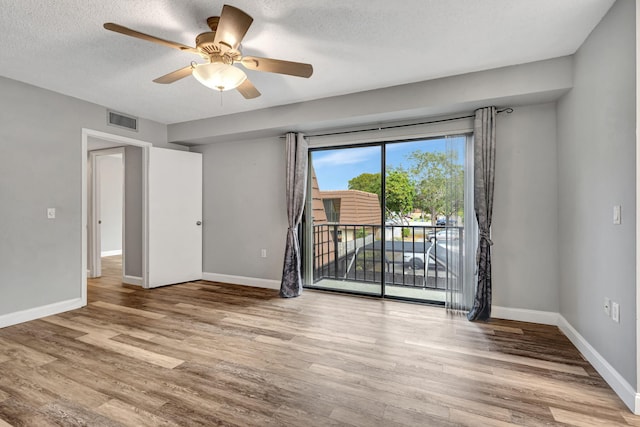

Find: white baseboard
<box><xmin>122</xmin><ymin>275</ymin><xmax>143</xmax><ymax>286</ymax></box>
<box><xmin>0</xmin><ymin>298</ymin><xmax>84</xmax><ymax>329</ymax></box>
<box><xmin>201</xmin><ymin>272</ymin><xmax>280</xmax><ymax>290</ymax></box>
<box><xmin>557</xmin><ymin>315</ymin><xmax>637</xmax><ymax>414</ymax></box>
<box><xmin>101</xmin><ymin>250</ymin><xmax>122</xmax><ymax>257</ymax></box>
<box><xmin>492</xmin><ymin>306</ymin><xmax>637</xmax><ymax>413</ymax></box>
<box><xmin>491</xmin><ymin>306</ymin><xmax>559</xmax><ymax>325</ymax></box>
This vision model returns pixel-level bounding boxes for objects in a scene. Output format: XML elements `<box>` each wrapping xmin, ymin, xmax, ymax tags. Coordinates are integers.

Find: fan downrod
<box><xmin>206</xmin><ymin>17</ymin><xmax>220</xmax><ymax>31</ymax></box>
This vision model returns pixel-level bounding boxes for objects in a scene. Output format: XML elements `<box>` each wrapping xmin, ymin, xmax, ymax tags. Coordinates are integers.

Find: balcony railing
<box><xmin>312</xmin><ymin>223</ymin><xmax>463</xmax><ymax>290</ymax></box>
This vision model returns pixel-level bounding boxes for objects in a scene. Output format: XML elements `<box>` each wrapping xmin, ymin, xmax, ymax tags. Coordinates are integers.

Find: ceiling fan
<box><xmin>104</xmin><ymin>4</ymin><xmax>313</xmax><ymax>99</ymax></box>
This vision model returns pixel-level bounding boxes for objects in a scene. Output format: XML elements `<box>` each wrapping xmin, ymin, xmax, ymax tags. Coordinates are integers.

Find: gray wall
<box><xmin>557</xmin><ymin>0</ymin><xmax>636</xmax><ymax>385</ymax></box>
<box><xmin>0</xmin><ymin>76</ymin><xmax>171</xmax><ymax>316</ymax></box>
<box><xmin>193</xmin><ymin>103</ymin><xmax>562</xmax><ymax>313</ymax></box>
<box><xmin>191</xmin><ymin>138</ymin><xmax>288</xmax><ymax>280</ymax></box>
<box><xmin>171</xmin><ymin>57</ymin><xmax>573</xmax><ymax>145</ymax></box>
<box><xmin>98</xmin><ymin>154</ymin><xmax>123</xmax><ymax>254</ymax></box>
<box><xmin>1</xmin><ymin>4</ymin><xmax>634</xmax><ymax>395</ymax></box>
<box><xmin>178</xmin><ymin>54</ymin><xmax>577</xmax><ymax>316</ymax></box>
<box><xmin>493</xmin><ymin>103</ymin><xmax>559</xmax><ymax>312</ymax></box>
<box><xmin>124</xmin><ymin>146</ymin><xmax>143</xmax><ymax>278</ymax></box>
<box><xmin>178</xmin><ymin>56</ymin><xmax>576</xmax><ymax>311</ymax></box>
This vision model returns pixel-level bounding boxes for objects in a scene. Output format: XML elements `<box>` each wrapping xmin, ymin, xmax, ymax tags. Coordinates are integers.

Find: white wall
<box><xmin>98</xmin><ymin>154</ymin><xmax>123</xmax><ymax>255</ymax></box>
<box><xmin>493</xmin><ymin>103</ymin><xmax>559</xmax><ymax>313</ymax></box>
<box><xmin>0</xmin><ymin>76</ymin><xmax>176</xmax><ymax>321</ymax></box>
<box><xmin>557</xmin><ymin>0</ymin><xmax>636</xmax><ymax>388</ymax></box>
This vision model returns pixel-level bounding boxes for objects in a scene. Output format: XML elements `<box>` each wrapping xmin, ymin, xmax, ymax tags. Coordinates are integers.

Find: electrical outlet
<box><xmin>260</xmin><ymin>249</ymin><xmax>267</xmax><ymax>258</ymax></box>
<box><xmin>612</xmin><ymin>302</ymin><xmax>620</xmax><ymax>323</ymax></box>
<box><xmin>47</xmin><ymin>208</ymin><xmax>56</xmax><ymax>219</ymax></box>
<box><xmin>603</xmin><ymin>297</ymin><xmax>611</xmax><ymax>316</ymax></box>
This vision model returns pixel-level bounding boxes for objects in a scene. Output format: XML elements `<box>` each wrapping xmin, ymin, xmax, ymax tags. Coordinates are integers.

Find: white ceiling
<box><xmin>0</xmin><ymin>0</ymin><xmax>614</xmax><ymax>125</ymax></box>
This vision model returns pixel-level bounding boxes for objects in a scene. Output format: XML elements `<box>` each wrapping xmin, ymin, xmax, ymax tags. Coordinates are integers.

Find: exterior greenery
<box><xmin>409</xmin><ymin>150</ymin><xmax>464</xmax><ymax>224</ymax></box>
<box><xmin>347</xmin><ymin>173</ymin><xmax>380</xmax><ymax>196</ymax></box>
<box><xmin>348</xmin><ymin>149</ymin><xmax>463</xmax><ymax>224</ymax></box>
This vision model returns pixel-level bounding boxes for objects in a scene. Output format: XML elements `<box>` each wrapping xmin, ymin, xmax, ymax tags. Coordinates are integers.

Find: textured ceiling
<box><xmin>0</xmin><ymin>0</ymin><xmax>614</xmax><ymax>124</ymax></box>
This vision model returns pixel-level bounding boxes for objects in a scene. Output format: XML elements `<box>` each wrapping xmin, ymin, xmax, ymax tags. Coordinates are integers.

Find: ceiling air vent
<box><xmin>107</xmin><ymin>110</ymin><xmax>138</xmax><ymax>132</ymax></box>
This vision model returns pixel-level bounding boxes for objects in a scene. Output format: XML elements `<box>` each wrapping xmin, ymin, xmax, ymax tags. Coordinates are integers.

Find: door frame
<box><xmin>88</xmin><ymin>147</ymin><xmax>125</xmax><ymax>279</ymax></box>
<box><xmin>81</xmin><ymin>129</ymin><xmax>152</xmax><ymax>305</ymax></box>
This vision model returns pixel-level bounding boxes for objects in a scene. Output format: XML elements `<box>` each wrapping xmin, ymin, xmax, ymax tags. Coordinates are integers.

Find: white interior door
<box><xmin>147</xmin><ymin>147</ymin><xmax>202</xmax><ymax>288</ymax></box>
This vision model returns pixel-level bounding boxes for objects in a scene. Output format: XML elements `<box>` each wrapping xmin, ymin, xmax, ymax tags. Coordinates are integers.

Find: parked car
<box><xmin>403</xmin><ymin>252</ymin><xmax>426</xmax><ymax>270</ymax></box>
<box><xmin>436</xmin><ymin>217</ymin><xmax>457</xmax><ymax>226</ymax></box>
<box><xmin>402</xmin><ymin>245</ymin><xmax>436</xmax><ymax>270</ymax></box>
<box><xmin>428</xmin><ymin>228</ymin><xmax>460</xmax><ymax>243</ymax></box>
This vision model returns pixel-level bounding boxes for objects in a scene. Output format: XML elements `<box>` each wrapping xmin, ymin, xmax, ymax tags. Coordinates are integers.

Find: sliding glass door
<box><xmin>305</xmin><ymin>135</ymin><xmax>468</xmax><ymax>304</ymax></box>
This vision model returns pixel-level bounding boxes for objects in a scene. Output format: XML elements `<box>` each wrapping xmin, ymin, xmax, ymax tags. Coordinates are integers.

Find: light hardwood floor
<box><xmin>0</xmin><ymin>255</ymin><xmax>637</xmax><ymax>426</ymax></box>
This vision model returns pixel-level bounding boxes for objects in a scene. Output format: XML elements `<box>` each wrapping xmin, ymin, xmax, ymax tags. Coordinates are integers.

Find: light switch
<box><xmin>612</xmin><ymin>302</ymin><xmax>620</xmax><ymax>323</ymax></box>
<box><xmin>47</xmin><ymin>208</ymin><xmax>56</xmax><ymax>219</ymax></box>
<box><xmin>613</xmin><ymin>205</ymin><xmax>621</xmax><ymax>225</ymax></box>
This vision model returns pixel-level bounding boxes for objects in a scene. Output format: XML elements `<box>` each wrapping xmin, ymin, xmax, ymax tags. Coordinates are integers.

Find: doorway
<box><xmin>82</xmin><ymin>129</ymin><xmax>152</xmax><ymax>304</ymax></box>
<box><xmin>81</xmin><ymin>128</ymin><xmax>204</xmax><ymax>303</ymax></box>
<box><xmin>88</xmin><ymin>148</ymin><xmax>124</xmax><ymax>281</ymax></box>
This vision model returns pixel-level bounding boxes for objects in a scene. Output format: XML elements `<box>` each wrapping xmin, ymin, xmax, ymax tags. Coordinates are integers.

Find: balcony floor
<box><xmin>311</xmin><ymin>278</ymin><xmax>446</xmax><ymax>302</ymax></box>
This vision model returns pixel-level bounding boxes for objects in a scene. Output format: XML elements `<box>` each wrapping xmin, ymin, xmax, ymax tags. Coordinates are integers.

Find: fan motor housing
<box><xmin>195</xmin><ymin>32</ymin><xmax>240</xmax><ymax>64</ymax></box>
<box><xmin>195</xmin><ymin>32</ymin><xmax>219</xmax><ymax>54</ymax></box>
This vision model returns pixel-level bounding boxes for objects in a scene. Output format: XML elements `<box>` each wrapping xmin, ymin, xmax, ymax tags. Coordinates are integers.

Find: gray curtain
<box><xmin>280</xmin><ymin>132</ymin><xmax>309</xmax><ymax>298</ymax></box>
<box><xmin>467</xmin><ymin>107</ymin><xmax>496</xmax><ymax>321</ymax></box>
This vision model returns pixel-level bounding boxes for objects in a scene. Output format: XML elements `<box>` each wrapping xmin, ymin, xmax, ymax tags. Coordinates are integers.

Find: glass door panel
<box><xmin>383</xmin><ymin>136</ymin><xmax>466</xmax><ymax>303</ymax></box>
<box><xmin>307</xmin><ymin>145</ymin><xmax>382</xmax><ymax>296</ymax></box>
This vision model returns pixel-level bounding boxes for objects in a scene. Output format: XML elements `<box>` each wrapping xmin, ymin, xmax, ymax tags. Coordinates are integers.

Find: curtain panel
<box><xmin>280</xmin><ymin>132</ymin><xmax>309</xmax><ymax>298</ymax></box>
<box><xmin>467</xmin><ymin>107</ymin><xmax>496</xmax><ymax>321</ymax></box>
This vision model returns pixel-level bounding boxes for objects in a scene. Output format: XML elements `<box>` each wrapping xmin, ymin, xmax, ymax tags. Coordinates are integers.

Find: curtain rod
<box><xmin>281</xmin><ymin>107</ymin><xmax>513</xmax><ymax>139</ymax></box>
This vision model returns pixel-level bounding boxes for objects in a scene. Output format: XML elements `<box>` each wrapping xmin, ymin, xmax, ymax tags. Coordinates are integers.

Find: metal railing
<box><xmin>312</xmin><ymin>223</ymin><xmax>463</xmax><ymax>290</ymax></box>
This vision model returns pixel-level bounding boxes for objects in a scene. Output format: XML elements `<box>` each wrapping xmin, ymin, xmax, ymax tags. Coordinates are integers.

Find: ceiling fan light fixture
<box><xmin>192</xmin><ymin>62</ymin><xmax>247</xmax><ymax>91</ymax></box>
<box><xmin>104</xmin><ymin>5</ymin><xmax>312</xmax><ymax>99</ymax></box>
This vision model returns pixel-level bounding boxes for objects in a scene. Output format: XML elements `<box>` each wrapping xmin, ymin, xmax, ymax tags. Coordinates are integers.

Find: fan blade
<box><xmin>153</xmin><ymin>66</ymin><xmax>193</xmax><ymax>84</ymax></box>
<box><xmin>241</xmin><ymin>56</ymin><xmax>313</xmax><ymax>78</ymax></box>
<box><xmin>236</xmin><ymin>79</ymin><xmax>261</xmax><ymax>99</ymax></box>
<box><xmin>213</xmin><ymin>5</ymin><xmax>253</xmax><ymax>51</ymax></box>
<box><xmin>104</xmin><ymin>23</ymin><xmax>199</xmax><ymax>54</ymax></box>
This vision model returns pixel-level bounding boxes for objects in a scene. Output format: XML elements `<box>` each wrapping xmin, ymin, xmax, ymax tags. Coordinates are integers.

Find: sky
<box><xmin>311</xmin><ymin>136</ymin><xmax>465</xmax><ymax>191</ymax></box>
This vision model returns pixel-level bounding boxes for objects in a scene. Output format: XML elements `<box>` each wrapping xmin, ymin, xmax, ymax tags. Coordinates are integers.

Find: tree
<box><xmin>385</xmin><ymin>169</ymin><xmax>415</xmax><ymax>218</ymax></box>
<box><xmin>348</xmin><ymin>170</ymin><xmax>415</xmax><ymax>222</ymax></box>
<box><xmin>409</xmin><ymin>151</ymin><xmax>463</xmax><ymax>225</ymax></box>
<box><xmin>348</xmin><ymin>172</ymin><xmax>381</xmax><ymax>197</ymax></box>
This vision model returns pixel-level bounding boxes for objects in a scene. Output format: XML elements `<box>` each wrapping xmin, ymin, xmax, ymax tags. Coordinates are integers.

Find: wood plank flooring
<box><xmin>0</xmin><ymin>255</ymin><xmax>637</xmax><ymax>426</ymax></box>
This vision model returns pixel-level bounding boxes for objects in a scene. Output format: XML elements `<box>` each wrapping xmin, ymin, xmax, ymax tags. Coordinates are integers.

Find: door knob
<box><xmin>196</xmin><ymin>221</ymin><xmax>202</xmax><ymax>226</ymax></box>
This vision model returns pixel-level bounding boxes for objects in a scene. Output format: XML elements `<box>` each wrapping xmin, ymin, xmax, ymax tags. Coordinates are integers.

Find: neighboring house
<box><xmin>309</xmin><ymin>167</ymin><xmax>332</xmax><ymax>272</ymax></box>
<box><xmin>1</xmin><ymin>0</ymin><xmax>638</xmax><ymax>413</ymax></box>
<box><xmin>319</xmin><ymin>190</ymin><xmax>381</xmax><ymax>243</ymax></box>
<box><xmin>310</xmin><ymin>165</ymin><xmax>381</xmax><ymax>274</ymax></box>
